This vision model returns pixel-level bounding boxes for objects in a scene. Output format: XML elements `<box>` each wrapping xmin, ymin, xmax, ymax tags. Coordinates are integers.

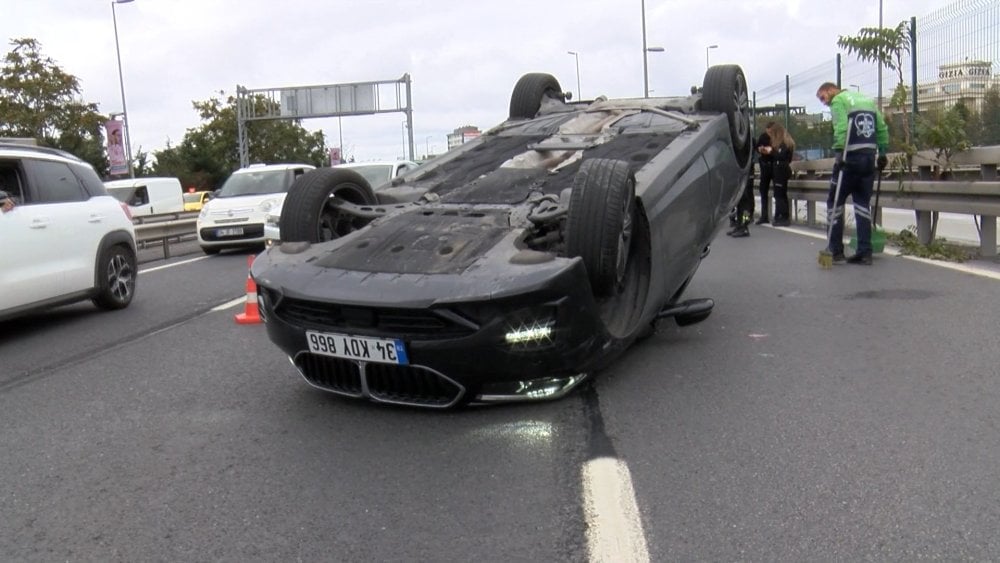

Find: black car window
<box><xmin>0</xmin><ymin>160</ymin><xmax>26</xmax><ymax>204</ymax></box>
<box><xmin>26</xmin><ymin>159</ymin><xmax>87</xmax><ymax>204</ymax></box>
<box><xmin>71</xmin><ymin>161</ymin><xmax>110</xmax><ymax>197</ymax></box>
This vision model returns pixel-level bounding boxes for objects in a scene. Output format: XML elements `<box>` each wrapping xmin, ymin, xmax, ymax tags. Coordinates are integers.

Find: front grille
<box><xmin>295</xmin><ymin>355</ymin><xmax>363</xmax><ymax>397</ymax></box>
<box><xmin>294</xmin><ymin>353</ymin><xmax>464</xmax><ymax>408</ymax></box>
<box><xmin>365</xmin><ymin>363</ymin><xmax>463</xmax><ymax>407</ymax></box>
<box><xmin>275</xmin><ymin>297</ymin><xmax>476</xmax><ymax>339</ymax></box>
<box><xmin>199</xmin><ymin>224</ymin><xmax>264</xmax><ymax>241</ymax></box>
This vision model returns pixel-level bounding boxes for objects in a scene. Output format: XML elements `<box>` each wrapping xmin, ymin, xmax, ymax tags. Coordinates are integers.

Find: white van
<box><xmin>105</xmin><ymin>177</ymin><xmax>185</xmax><ymax>217</ymax></box>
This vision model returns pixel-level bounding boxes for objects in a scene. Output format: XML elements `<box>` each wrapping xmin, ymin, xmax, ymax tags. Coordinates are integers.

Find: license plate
<box><xmin>306</xmin><ymin>330</ymin><xmax>409</xmax><ymax>365</ymax></box>
<box><xmin>216</xmin><ymin>227</ymin><xmax>244</xmax><ymax>237</ymax></box>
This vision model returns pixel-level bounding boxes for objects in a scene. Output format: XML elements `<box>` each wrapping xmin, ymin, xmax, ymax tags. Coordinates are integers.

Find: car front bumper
<box><xmin>253</xmin><ymin>251</ymin><xmax>620</xmax><ymax>408</ymax></box>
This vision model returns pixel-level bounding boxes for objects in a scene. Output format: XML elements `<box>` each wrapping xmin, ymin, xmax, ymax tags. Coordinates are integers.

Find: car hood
<box><xmin>204</xmin><ymin>193</ymin><xmax>286</xmax><ymax>213</ymax></box>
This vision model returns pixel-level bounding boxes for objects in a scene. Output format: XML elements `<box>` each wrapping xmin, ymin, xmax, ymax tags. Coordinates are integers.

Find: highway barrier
<box><xmin>133</xmin><ymin>211</ymin><xmax>199</xmax><ymax>259</ymax></box>
<box><xmin>789</xmin><ymin>146</ymin><xmax>1000</xmax><ymax>257</ymax></box>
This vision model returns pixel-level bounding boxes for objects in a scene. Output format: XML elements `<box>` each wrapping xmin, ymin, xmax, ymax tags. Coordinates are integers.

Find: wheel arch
<box><xmin>92</xmin><ymin>229</ymin><xmax>136</xmax><ymax>288</ymax></box>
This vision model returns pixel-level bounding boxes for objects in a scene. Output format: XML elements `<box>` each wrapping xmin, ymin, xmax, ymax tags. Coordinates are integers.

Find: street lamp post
<box><xmin>111</xmin><ymin>0</ymin><xmax>135</xmax><ymax>178</ymax></box>
<box><xmin>705</xmin><ymin>44</ymin><xmax>718</xmax><ymax>70</ymax></box>
<box><xmin>849</xmin><ymin>84</ymin><xmax>861</xmax><ymax>92</ymax></box>
<box><xmin>425</xmin><ymin>135</ymin><xmax>432</xmax><ymax>157</ymax></box>
<box><xmin>641</xmin><ymin>0</ymin><xmax>665</xmax><ymax>98</ymax></box>
<box><xmin>567</xmin><ymin>51</ymin><xmax>581</xmax><ymax>99</ymax></box>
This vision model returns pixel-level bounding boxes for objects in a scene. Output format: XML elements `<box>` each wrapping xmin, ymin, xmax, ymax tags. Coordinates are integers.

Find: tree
<box><xmin>152</xmin><ymin>93</ymin><xmax>327</xmax><ymax>190</ymax></box>
<box><xmin>979</xmin><ymin>85</ymin><xmax>1000</xmax><ymax>146</ymax></box>
<box><xmin>837</xmin><ymin>22</ymin><xmax>913</xmax><ymax>147</ymax></box>
<box><xmin>916</xmin><ymin>104</ymin><xmax>971</xmax><ymax>178</ymax></box>
<box><xmin>0</xmin><ymin>38</ymin><xmax>110</xmax><ymax>174</ymax></box>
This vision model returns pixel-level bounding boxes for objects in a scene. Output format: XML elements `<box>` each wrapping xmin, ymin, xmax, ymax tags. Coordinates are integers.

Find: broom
<box><xmin>818</xmin><ymin>146</ymin><xmax>848</xmax><ymax>269</ymax></box>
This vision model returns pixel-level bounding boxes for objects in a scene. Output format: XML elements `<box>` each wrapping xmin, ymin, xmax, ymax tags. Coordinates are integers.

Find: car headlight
<box><xmin>198</xmin><ymin>205</ymin><xmax>210</xmax><ymax>219</ymax></box>
<box><xmin>259</xmin><ymin>198</ymin><xmax>280</xmax><ymax>213</ymax></box>
<box><xmin>502</xmin><ymin>306</ymin><xmax>558</xmax><ymax>351</ymax></box>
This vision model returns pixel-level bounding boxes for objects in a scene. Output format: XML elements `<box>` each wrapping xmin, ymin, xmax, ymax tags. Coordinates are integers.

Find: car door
<box><xmin>2</xmin><ymin>158</ymin><xmax>99</xmax><ymax>308</ymax></box>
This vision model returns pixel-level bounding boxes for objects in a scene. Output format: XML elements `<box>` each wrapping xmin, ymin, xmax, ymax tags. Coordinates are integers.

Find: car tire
<box><xmin>280</xmin><ymin>168</ymin><xmax>378</xmax><ymax>244</ymax></box>
<box><xmin>202</xmin><ymin>246</ymin><xmax>221</xmax><ymax>255</ymax></box>
<box><xmin>702</xmin><ymin>64</ymin><xmax>752</xmax><ymax>168</ymax></box>
<box><xmin>566</xmin><ymin>158</ymin><xmax>636</xmax><ymax>297</ymax></box>
<box><xmin>509</xmin><ymin>73</ymin><xmax>562</xmax><ymax>120</ymax></box>
<box><xmin>92</xmin><ymin>244</ymin><xmax>136</xmax><ymax>310</ymax></box>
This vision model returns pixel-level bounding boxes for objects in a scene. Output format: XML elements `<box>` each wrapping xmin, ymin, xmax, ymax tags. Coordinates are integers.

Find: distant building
<box><xmin>887</xmin><ymin>60</ymin><xmax>999</xmax><ymax>116</ymax></box>
<box><xmin>447</xmin><ymin>125</ymin><xmax>481</xmax><ymax>150</ymax></box>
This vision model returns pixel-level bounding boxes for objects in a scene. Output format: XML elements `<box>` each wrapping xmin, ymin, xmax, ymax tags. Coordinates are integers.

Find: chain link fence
<box><xmin>752</xmin><ymin>0</ymin><xmax>999</xmax><ymax>161</ymax></box>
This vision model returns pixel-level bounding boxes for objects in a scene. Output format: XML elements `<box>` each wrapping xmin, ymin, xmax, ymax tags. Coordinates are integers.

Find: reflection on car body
<box><xmin>251</xmin><ymin>65</ymin><xmax>752</xmax><ymax>408</ymax></box>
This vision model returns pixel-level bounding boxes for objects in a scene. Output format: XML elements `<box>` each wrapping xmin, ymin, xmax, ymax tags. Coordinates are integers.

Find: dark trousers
<box><xmin>735</xmin><ymin>171</ymin><xmax>755</xmax><ymax>226</ymax></box>
<box><xmin>827</xmin><ymin>151</ymin><xmax>876</xmax><ymax>254</ymax></box>
<box><xmin>757</xmin><ymin>161</ymin><xmax>773</xmax><ymax>220</ymax></box>
<box><xmin>772</xmin><ymin>163</ymin><xmax>790</xmax><ymax>220</ymax></box>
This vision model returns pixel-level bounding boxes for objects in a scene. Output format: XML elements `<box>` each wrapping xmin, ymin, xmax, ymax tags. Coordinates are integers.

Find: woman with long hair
<box><xmin>767</xmin><ymin>122</ymin><xmax>796</xmax><ymax>226</ymax></box>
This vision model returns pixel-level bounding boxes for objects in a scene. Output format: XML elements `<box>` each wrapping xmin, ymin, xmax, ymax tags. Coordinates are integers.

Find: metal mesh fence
<box><xmin>752</xmin><ymin>0</ymin><xmax>999</xmax><ymax>160</ymax></box>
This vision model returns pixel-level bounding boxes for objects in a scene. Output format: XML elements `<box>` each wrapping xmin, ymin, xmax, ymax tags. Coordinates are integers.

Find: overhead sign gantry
<box><xmin>236</xmin><ymin>74</ymin><xmax>413</xmax><ymax>167</ymax></box>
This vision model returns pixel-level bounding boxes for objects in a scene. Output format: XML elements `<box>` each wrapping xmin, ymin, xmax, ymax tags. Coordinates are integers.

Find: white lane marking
<box><xmin>776</xmin><ymin>225</ymin><xmax>1000</xmax><ymax>281</ymax></box>
<box><xmin>138</xmin><ymin>255</ymin><xmax>211</xmax><ymax>275</ymax></box>
<box><xmin>212</xmin><ymin>297</ymin><xmax>247</xmax><ymax>312</ymax></box>
<box><xmin>583</xmin><ymin>457</ymin><xmax>650</xmax><ymax>563</ymax></box>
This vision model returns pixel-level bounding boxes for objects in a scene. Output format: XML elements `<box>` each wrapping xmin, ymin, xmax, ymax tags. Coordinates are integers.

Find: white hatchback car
<box><xmin>263</xmin><ymin>160</ymin><xmax>418</xmax><ymax>244</ymax></box>
<box><xmin>197</xmin><ymin>163</ymin><xmax>314</xmax><ymax>254</ymax></box>
<box><xmin>0</xmin><ymin>143</ymin><xmax>138</xmax><ymax>321</ymax></box>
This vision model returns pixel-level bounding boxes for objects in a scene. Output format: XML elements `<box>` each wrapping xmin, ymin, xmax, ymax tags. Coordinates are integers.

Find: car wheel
<box><xmin>92</xmin><ymin>244</ymin><xmax>136</xmax><ymax>310</ymax></box>
<box><xmin>566</xmin><ymin>158</ymin><xmax>636</xmax><ymax>297</ymax></box>
<box><xmin>509</xmin><ymin>73</ymin><xmax>562</xmax><ymax>120</ymax></box>
<box><xmin>280</xmin><ymin>168</ymin><xmax>378</xmax><ymax>243</ymax></box>
<box><xmin>702</xmin><ymin>64</ymin><xmax>752</xmax><ymax>168</ymax></box>
<box><xmin>202</xmin><ymin>246</ymin><xmax>221</xmax><ymax>255</ymax></box>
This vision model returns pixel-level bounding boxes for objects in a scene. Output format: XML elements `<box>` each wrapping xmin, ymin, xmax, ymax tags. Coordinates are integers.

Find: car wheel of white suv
<box><xmin>93</xmin><ymin>244</ymin><xmax>137</xmax><ymax>310</ymax></box>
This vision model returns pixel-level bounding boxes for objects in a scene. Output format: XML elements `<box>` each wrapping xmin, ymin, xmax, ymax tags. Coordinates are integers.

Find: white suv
<box><xmin>197</xmin><ymin>163</ymin><xmax>315</xmax><ymax>254</ymax></box>
<box><xmin>0</xmin><ymin>143</ymin><xmax>138</xmax><ymax>321</ymax></box>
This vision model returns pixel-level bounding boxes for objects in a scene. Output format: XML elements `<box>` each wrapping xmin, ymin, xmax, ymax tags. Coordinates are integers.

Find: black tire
<box><xmin>92</xmin><ymin>244</ymin><xmax>136</xmax><ymax>310</ymax></box>
<box><xmin>280</xmin><ymin>168</ymin><xmax>378</xmax><ymax>244</ymax></box>
<box><xmin>702</xmin><ymin>65</ymin><xmax>752</xmax><ymax>168</ymax></box>
<box><xmin>202</xmin><ymin>246</ymin><xmax>221</xmax><ymax>255</ymax></box>
<box><xmin>565</xmin><ymin>158</ymin><xmax>636</xmax><ymax>297</ymax></box>
<box><xmin>509</xmin><ymin>73</ymin><xmax>562</xmax><ymax>120</ymax></box>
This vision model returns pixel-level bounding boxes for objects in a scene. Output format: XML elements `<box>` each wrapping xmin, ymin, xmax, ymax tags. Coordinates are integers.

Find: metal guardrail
<box><xmin>788</xmin><ymin>146</ymin><xmax>1000</xmax><ymax>257</ymax></box>
<box><xmin>133</xmin><ymin>211</ymin><xmax>199</xmax><ymax>259</ymax></box>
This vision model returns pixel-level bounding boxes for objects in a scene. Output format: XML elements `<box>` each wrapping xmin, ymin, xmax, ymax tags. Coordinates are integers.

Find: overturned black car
<box><xmin>251</xmin><ymin>65</ymin><xmax>752</xmax><ymax>408</ymax></box>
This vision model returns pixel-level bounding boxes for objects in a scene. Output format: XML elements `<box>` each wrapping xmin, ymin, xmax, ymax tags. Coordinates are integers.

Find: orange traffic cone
<box><xmin>235</xmin><ymin>255</ymin><xmax>262</xmax><ymax>325</ymax></box>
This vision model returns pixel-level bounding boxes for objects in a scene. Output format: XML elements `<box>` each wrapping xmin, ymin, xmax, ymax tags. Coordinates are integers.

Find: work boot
<box><xmin>730</xmin><ymin>225</ymin><xmax>750</xmax><ymax>238</ymax></box>
<box><xmin>846</xmin><ymin>252</ymin><xmax>872</xmax><ymax>265</ymax></box>
<box><xmin>832</xmin><ymin>252</ymin><xmax>846</xmax><ymax>263</ymax></box>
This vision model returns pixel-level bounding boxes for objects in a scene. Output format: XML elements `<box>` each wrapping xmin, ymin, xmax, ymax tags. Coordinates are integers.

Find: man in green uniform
<box><xmin>816</xmin><ymin>82</ymin><xmax>889</xmax><ymax>264</ymax></box>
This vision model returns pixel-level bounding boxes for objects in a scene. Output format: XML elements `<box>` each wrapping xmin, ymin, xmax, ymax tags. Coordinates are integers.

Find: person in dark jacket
<box><xmin>767</xmin><ymin>122</ymin><xmax>795</xmax><ymax>226</ymax></box>
<box><xmin>754</xmin><ymin>126</ymin><xmax>774</xmax><ymax>224</ymax></box>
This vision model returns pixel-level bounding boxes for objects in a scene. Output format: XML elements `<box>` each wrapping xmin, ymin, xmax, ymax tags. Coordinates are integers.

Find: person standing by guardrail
<box><xmin>816</xmin><ymin>82</ymin><xmax>889</xmax><ymax>265</ymax></box>
<box><xmin>768</xmin><ymin>122</ymin><xmax>795</xmax><ymax>227</ymax></box>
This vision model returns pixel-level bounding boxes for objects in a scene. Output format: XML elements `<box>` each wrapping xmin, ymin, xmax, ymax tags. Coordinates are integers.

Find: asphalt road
<box><xmin>1</xmin><ymin>227</ymin><xmax>998</xmax><ymax>561</ymax></box>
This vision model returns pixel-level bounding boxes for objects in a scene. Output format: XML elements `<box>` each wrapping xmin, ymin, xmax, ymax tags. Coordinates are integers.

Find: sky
<box><xmin>1</xmin><ymin>0</ymin><xmax>960</xmax><ymax>164</ymax></box>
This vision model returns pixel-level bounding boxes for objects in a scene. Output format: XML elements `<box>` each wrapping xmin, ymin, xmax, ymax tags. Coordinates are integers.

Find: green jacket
<box><xmin>830</xmin><ymin>90</ymin><xmax>889</xmax><ymax>155</ymax></box>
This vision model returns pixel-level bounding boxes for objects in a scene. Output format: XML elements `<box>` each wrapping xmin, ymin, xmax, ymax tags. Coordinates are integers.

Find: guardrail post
<box><xmin>982</xmin><ymin>164</ymin><xmax>997</xmax><ymax>181</ymax></box>
<box><xmin>806</xmin><ymin>201</ymin><xmax>816</xmax><ymax>225</ymax></box>
<box><xmin>916</xmin><ymin>211</ymin><xmax>933</xmax><ymax>244</ymax></box>
<box><xmin>981</xmin><ymin>215</ymin><xmax>997</xmax><ymax>258</ymax></box>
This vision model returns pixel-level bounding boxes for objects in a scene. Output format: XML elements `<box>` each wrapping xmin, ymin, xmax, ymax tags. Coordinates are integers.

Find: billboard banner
<box><xmin>105</xmin><ymin>120</ymin><xmax>127</xmax><ymax>175</ymax></box>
